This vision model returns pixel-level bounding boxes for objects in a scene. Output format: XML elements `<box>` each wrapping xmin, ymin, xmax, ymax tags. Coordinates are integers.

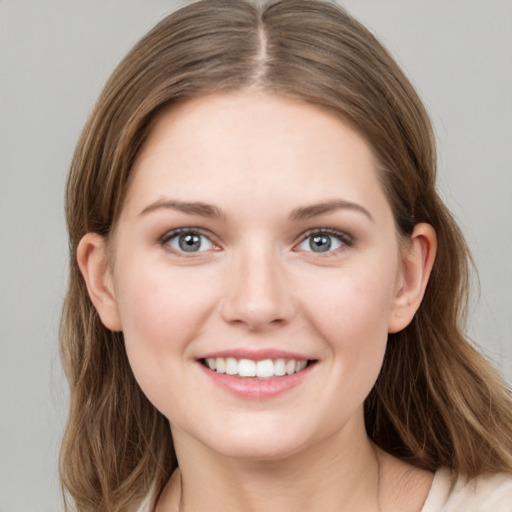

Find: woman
<box><xmin>60</xmin><ymin>1</ymin><xmax>512</xmax><ymax>510</ymax></box>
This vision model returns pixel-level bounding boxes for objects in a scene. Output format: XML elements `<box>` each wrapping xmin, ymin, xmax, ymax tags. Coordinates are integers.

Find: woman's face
<box><xmin>100</xmin><ymin>92</ymin><xmax>416</xmax><ymax>460</ymax></box>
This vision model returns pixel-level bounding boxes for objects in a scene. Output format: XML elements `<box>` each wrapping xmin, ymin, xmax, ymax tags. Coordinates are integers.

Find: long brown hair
<box><xmin>60</xmin><ymin>1</ymin><xmax>512</xmax><ymax>510</ymax></box>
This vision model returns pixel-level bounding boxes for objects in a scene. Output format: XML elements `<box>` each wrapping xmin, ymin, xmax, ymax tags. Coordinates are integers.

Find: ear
<box><xmin>77</xmin><ymin>232</ymin><xmax>122</xmax><ymax>332</ymax></box>
<box><xmin>388</xmin><ymin>223</ymin><xmax>437</xmax><ymax>333</ymax></box>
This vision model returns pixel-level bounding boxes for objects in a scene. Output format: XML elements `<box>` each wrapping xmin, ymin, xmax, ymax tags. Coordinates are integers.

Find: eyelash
<box><xmin>160</xmin><ymin>228</ymin><xmax>217</xmax><ymax>255</ymax></box>
<box><xmin>160</xmin><ymin>227</ymin><xmax>353</xmax><ymax>255</ymax></box>
<box><xmin>297</xmin><ymin>228</ymin><xmax>353</xmax><ymax>254</ymax></box>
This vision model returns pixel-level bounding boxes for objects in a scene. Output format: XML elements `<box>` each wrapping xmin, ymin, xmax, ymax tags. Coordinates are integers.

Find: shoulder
<box><xmin>422</xmin><ymin>467</ymin><xmax>512</xmax><ymax>512</ymax></box>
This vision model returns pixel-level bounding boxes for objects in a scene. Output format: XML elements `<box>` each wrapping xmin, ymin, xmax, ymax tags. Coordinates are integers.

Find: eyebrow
<box><xmin>138</xmin><ymin>198</ymin><xmax>373</xmax><ymax>222</ymax></box>
<box><xmin>139</xmin><ymin>199</ymin><xmax>224</xmax><ymax>218</ymax></box>
<box><xmin>290</xmin><ymin>199</ymin><xmax>374</xmax><ymax>222</ymax></box>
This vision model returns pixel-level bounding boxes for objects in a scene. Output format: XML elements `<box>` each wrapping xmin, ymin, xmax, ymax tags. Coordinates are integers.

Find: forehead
<box><xmin>123</xmin><ymin>92</ymin><xmax>390</xmax><ymax>221</ymax></box>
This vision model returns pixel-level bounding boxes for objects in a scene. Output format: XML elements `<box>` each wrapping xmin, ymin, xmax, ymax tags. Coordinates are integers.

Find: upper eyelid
<box><xmin>160</xmin><ymin>227</ymin><xmax>214</xmax><ymax>243</ymax></box>
<box><xmin>297</xmin><ymin>228</ymin><xmax>353</xmax><ymax>244</ymax></box>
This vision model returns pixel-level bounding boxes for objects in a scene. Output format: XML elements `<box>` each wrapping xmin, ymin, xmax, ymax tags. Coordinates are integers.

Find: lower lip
<box><xmin>198</xmin><ymin>362</ymin><xmax>315</xmax><ymax>400</ymax></box>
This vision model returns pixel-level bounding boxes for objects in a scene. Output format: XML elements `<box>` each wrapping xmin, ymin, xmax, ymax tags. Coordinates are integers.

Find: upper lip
<box><xmin>199</xmin><ymin>348</ymin><xmax>313</xmax><ymax>361</ymax></box>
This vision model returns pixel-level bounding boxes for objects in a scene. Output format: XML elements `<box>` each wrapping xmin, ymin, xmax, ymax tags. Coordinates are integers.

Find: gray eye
<box><xmin>298</xmin><ymin>233</ymin><xmax>343</xmax><ymax>253</ymax></box>
<box><xmin>167</xmin><ymin>232</ymin><xmax>213</xmax><ymax>253</ymax></box>
<box><xmin>310</xmin><ymin>235</ymin><xmax>331</xmax><ymax>252</ymax></box>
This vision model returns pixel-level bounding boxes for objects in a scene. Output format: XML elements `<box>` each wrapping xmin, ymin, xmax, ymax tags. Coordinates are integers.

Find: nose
<box><xmin>220</xmin><ymin>243</ymin><xmax>296</xmax><ymax>331</ymax></box>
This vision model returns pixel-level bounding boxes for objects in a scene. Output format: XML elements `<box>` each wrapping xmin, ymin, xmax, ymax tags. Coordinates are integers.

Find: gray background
<box><xmin>1</xmin><ymin>1</ymin><xmax>510</xmax><ymax>510</ymax></box>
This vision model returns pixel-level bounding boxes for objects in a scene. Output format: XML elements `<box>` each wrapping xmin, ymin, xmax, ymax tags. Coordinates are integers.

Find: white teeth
<box><xmin>215</xmin><ymin>357</ymin><xmax>226</xmax><ymax>374</ymax></box>
<box><xmin>238</xmin><ymin>359</ymin><xmax>256</xmax><ymax>377</ymax></box>
<box><xmin>286</xmin><ymin>360</ymin><xmax>296</xmax><ymax>375</ymax></box>
<box><xmin>274</xmin><ymin>358</ymin><xmax>287</xmax><ymax>376</ymax></box>
<box><xmin>204</xmin><ymin>357</ymin><xmax>310</xmax><ymax>378</ymax></box>
<box><xmin>256</xmin><ymin>359</ymin><xmax>274</xmax><ymax>378</ymax></box>
<box><xmin>225</xmin><ymin>357</ymin><xmax>238</xmax><ymax>375</ymax></box>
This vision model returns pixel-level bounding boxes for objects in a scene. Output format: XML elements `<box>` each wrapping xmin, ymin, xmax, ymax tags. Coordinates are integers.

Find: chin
<box><xmin>174</xmin><ymin>411</ymin><xmax>346</xmax><ymax>464</ymax></box>
<box><xmin>213</xmin><ymin>436</ymin><xmax>309</xmax><ymax>462</ymax></box>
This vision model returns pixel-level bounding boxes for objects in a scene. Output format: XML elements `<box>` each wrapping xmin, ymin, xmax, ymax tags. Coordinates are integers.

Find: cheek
<box><xmin>303</xmin><ymin>264</ymin><xmax>397</xmax><ymax>344</ymax></box>
<box><xmin>115</xmin><ymin>260</ymin><xmax>214</xmax><ymax>337</ymax></box>
<box><xmin>324</xmin><ymin>280</ymin><xmax>390</xmax><ymax>370</ymax></box>
<box><xmin>112</xmin><ymin>261</ymin><xmax>217</xmax><ymax>389</ymax></box>
<box><xmin>296</xmin><ymin>259</ymin><xmax>398</xmax><ymax>394</ymax></box>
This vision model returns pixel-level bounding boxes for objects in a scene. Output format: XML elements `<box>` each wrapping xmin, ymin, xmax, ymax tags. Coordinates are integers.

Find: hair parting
<box><xmin>60</xmin><ymin>1</ymin><xmax>512</xmax><ymax>510</ymax></box>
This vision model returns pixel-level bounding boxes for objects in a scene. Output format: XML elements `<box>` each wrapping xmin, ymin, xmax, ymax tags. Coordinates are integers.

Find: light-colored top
<box><xmin>138</xmin><ymin>468</ymin><xmax>512</xmax><ymax>511</ymax></box>
<box><xmin>421</xmin><ymin>467</ymin><xmax>512</xmax><ymax>511</ymax></box>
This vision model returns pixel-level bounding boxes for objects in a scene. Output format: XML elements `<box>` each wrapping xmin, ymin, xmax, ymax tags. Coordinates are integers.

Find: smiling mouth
<box><xmin>200</xmin><ymin>357</ymin><xmax>316</xmax><ymax>379</ymax></box>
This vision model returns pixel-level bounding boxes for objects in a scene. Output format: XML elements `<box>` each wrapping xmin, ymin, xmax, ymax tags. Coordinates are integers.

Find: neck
<box><xmin>158</xmin><ymin>416</ymin><xmax>383</xmax><ymax>512</ymax></box>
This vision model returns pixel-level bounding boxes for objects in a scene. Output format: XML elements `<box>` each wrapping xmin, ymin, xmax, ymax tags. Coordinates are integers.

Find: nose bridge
<box><xmin>220</xmin><ymin>237</ymin><xmax>294</xmax><ymax>330</ymax></box>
